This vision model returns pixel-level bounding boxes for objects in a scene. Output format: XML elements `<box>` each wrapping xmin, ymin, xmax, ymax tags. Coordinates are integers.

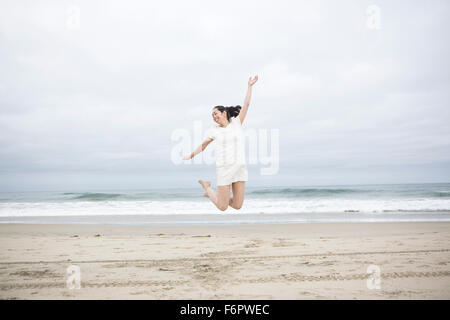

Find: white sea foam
<box><xmin>0</xmin><ymin>198</ymin><xmax>449</xmax><ymax>217</ymax></box>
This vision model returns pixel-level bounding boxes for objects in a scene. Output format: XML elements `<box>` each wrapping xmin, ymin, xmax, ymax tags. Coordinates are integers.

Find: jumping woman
<box><xmin>183</xmin><ymin>75</ymin><xmax>258</xmax><ymax>211</ymax></box>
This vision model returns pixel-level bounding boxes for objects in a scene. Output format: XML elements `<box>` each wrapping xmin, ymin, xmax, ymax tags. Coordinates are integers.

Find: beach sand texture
<box><xmin>1</xmin><ymin>222</ymin><xmax>449</xmax><ymax>299</ymax></box>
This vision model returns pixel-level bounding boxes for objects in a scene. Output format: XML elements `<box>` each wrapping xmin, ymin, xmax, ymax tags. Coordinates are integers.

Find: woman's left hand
<box><xmin>248</xmin><ymin>75</ymin><xmax>258</xmax><ymax>86</ymax></box>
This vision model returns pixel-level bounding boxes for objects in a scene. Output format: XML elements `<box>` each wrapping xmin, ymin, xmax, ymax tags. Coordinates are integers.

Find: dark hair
<box><xmin>213</xmin><ymin>105</ymin><xmax>241</xmax><ymax>121</ymax></box>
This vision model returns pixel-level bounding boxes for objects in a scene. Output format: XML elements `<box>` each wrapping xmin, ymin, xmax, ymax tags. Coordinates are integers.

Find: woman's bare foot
<box><xmin>198</xmin><ymin>180</ymin><xmax>211</xmax><ymax>190</ymax></box>
<box><xmin>199</xmin><ymin>180</ymin><xmax>211</xmax><ymax>198</ymax></box>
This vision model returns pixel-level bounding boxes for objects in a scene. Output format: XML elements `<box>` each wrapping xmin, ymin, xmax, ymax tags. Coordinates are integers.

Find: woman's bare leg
<box><xmin>229</xmin><ymin>181</ymin><xmax>245</xmax><ymax>210</ymax></box>
<box><xmin>199</xmin><ymin>180</ymin><xmax>230</xmax><ymax>211</ymax></box>
<box><xmin>198</xmin><ymin>180</ymin><xmax>217</xmax><ymax>203</ymax></box>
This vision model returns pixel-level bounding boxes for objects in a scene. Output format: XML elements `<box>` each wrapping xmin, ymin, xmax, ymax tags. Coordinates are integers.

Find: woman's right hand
<box><xmin>182</xmin><ymin>155</ymin><xmax>191</xmax><ymax>160</ymax></box>
<box><xmin>248</xmin><ymin>75</ymin><xmax>258</xmax><ymax>86</ymax></box>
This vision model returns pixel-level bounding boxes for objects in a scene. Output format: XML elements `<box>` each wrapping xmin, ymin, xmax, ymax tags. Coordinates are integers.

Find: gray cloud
<box><xmin>1</xmin><ymin>0</ymin><xmax>449</xmax><ymax>191</ymax></box>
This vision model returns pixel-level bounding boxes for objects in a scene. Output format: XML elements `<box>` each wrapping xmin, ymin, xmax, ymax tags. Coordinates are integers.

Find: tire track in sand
<box><xmin>1</xmin><ymin>271</ymin><xmax>450</xmax><ymax>290</ymax></box>
<box><xmin>0</xmin><ymin>248</ymin><xmax>449</xmax><ymax>265</ymax></box>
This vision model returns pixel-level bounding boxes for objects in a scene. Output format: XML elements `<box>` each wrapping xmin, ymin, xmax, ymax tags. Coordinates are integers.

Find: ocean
<box><xmin>0</xmin><ymin>183</ymin><xmax>449</xmax><ymax>225</ymax></box>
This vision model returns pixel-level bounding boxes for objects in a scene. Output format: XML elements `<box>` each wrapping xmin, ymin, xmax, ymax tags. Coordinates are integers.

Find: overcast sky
<box><xmin>1</xmin><ymin>0</ymin><xmax>449</xmax><ymax>192</ymax></box>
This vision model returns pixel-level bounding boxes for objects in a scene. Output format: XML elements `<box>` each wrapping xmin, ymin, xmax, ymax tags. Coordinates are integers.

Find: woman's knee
<box><xmin>232</xmin><ymin>201</ymin><xmax>243</xmax><ymax>210</ymax></box>
<box><xmin>218</xmin><ymin>203</ymin><xmax>228</xmax><ymax>211</ymax></box>
<box><xmin>234</xmin><ymin>203</ymin><xmax>242</xmax><ymax>210</ymax></box>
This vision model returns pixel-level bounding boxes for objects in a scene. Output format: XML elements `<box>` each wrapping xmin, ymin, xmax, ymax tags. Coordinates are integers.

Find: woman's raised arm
<box><xmin>239</xmin><ymin>75</ymin><xmax>258</xmax><ymax>125</ymax></box>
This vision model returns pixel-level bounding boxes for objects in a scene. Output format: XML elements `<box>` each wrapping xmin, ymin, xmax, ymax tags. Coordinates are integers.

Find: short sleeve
<box><xmin>231</xmin><ymin>116</ymin><xmax>242</xmax><ymax>127</ymax></box>
<box><xmin>205</xmin><ymin>126</ymin><xmax>216</xmax><ymax>140</ymax></box>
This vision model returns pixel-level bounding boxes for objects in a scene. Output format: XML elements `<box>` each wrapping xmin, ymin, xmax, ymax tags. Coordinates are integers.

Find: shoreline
<box><xmin>1</xmin><ymin>220</ymin><xmax>450</xmax><ymax>233</ymax></box>
<box><xmin>1</xmin><ymin>210</ymin><xmax>450</xmax><ymax>227</ymax></box>
<box><xmin>1</xmin><ymin>222</ymin><xmax>449</xmax><ymax>299</ymax></box>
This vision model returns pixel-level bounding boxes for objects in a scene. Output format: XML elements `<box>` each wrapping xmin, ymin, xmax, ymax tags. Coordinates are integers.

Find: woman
<box><xmin>183</xmin><ymin>75</ymin><xmax>258</xmax><ymax>211</ymax></box>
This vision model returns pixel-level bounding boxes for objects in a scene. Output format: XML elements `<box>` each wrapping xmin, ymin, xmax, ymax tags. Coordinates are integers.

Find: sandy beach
<box><xmin>1</xmin><ymin>222</ymin><xmax>449</xmax><ymax>299</ymax></box>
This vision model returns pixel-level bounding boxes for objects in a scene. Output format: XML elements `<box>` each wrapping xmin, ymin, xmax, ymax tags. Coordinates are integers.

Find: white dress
<box><xmin>205</xmin><ymin>116</ymin><xmax>248</xmax><ymax>186</ymax></box>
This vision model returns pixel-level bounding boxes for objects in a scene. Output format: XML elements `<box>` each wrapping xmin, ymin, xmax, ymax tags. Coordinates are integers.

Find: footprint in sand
<box><xmin>244</xmin><ymin>239</ymin><xmax>263</xmax><ymax>248</ymax></box>
<box><xmin>272</xmin><ymin>238</ymin><xmax>296</xmax><ymax>247</ymax></box>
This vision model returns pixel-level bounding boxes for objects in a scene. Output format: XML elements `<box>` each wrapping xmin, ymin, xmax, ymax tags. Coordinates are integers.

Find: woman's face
<box><xmin>212</xmin><ymin>108</ymin><xmax>226</xmax><ymax>124</ymax></box>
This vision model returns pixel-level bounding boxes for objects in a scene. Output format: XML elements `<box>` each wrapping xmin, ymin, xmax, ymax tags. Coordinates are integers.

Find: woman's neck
<box><xmin>220</xmin><ymin>119</ymin><xmax>230</xmax><ymax>128</ymax></box>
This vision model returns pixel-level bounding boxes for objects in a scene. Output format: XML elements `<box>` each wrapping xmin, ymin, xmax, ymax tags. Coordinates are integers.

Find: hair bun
<box><xmin>213</xmin><ymin>105</ymin><xmax>241</xmax><ymax>121</ymax></box>
<box><xmin>227</xmin><ymin>105</ymin><xmax>241</xmax><ymax>118</ymax></box>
